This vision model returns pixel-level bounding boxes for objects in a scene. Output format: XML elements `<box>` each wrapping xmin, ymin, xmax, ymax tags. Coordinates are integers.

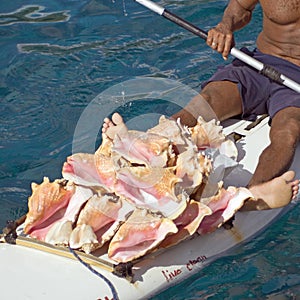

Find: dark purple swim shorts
<box><xmin>201</xmin><ymin>47</ymin><xmax>300</xmax><ymax>121</ymax></box>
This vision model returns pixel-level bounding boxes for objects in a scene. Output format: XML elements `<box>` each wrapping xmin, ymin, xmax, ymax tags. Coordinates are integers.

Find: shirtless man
<box><xmin>172</xmin><ymin>0</ymin><xmax>300</xmax><ymax>209</ymax></box>
<box><xmin>103</xmin><ymin>0</ymin><xmax>299</xmax><ymax>210</ymax></box>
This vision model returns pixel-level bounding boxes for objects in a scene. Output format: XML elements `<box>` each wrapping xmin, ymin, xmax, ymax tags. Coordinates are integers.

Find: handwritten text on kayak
<box><xmin>161</xmin><ymin>255</ymin><xmax>207</xmax><ymax>283</ymax></box>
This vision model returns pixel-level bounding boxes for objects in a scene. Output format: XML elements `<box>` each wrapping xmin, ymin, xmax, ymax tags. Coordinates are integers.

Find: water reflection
<box><xmin>0</xmin><ymin>5</ymin><xmax>70</xmax><ymax>26</ymax></box>
<box><xmin>18</xmin><ymin>41</ymin><xmax>106</xmax><ymax>55</ymax></box>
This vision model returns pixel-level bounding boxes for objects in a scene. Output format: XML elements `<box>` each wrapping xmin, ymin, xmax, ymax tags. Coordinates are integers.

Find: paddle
<box><xmin>135</xmin><ymin>0</ymin><xmax>300</xmax><ymax>93</ymax></box>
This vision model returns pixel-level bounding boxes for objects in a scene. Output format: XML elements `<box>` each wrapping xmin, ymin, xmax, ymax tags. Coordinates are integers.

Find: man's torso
<box><xmin>256</xmin><ymin>0</ymin><xmax>300</xmax><ymax>65</ymax></box>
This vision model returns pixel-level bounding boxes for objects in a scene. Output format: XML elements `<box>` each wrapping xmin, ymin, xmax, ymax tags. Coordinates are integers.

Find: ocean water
<box><xmin>1</xmin><ymin>0</ymin><xmax>300</xmax><ymax>299</ymax></box>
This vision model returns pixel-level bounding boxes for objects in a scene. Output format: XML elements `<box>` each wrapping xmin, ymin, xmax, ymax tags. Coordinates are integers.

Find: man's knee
<box><xmin>200</xmin><ymin>81</ymin><xmax>242</xmax><ymax>120</ymax></box>
<box><xmin>271</xmin><ymin>108</ymin><xmax>300</xmax><ymax>144</ymax></box>
<box><xmin>201</xmin><ymin>82</ymin><xmax>225</xmax><ymax>103</ymax></box>
<box><xmin>270</xmin><ymin>118</ymin><xmax>300</xmax><ymax>147</ymax></box>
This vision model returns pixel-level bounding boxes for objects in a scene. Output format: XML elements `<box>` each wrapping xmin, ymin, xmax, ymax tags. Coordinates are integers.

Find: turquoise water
<box><xmin>1</xmin><ymin>0</ymin><xmax>300</xmax><ymax>299</ymax></box>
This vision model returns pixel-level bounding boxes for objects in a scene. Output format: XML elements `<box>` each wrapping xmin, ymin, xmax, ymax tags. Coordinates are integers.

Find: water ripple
<box><xmin>0</xmin><ymin>182</ymin><xmax>29</xmax><ymax>229</ymax></box>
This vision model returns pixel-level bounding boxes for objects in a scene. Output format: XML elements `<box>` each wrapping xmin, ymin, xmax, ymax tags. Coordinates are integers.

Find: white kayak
<box><xmin>1</xmin><ymin>115</ymin><xmax>299</xmax><ymax>300</ymax></box>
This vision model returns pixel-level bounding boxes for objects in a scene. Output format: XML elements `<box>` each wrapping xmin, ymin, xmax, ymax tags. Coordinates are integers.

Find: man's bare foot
<box><xmin>102</xmin><ymin>112</ymin><xmax>128</xmax><ymax>140</ymax></box>
<box><xmin>241</xmin><ymin>171</ymin><xmax>299</xmax><ymax>211</ymax></box>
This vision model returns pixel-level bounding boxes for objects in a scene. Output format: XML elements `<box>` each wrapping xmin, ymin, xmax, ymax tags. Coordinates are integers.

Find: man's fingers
<box><xmin>222</xmin><ymin>33</ymin><xmax>233</xmax><ymax>59</ymax></box>
<box><xmin>217</xmin><ymin>38</ymin><xmax>225</xmax><ymax>54</ymax></box>
<box><xmin>206</xmin><ymin>29</ymin><xmax>234</xmax><ymax>59</ymax></box>
<box><xmin>206</xmin><ymin>30</ymin><xmax>214</xmax><ymax>47</ymax></box>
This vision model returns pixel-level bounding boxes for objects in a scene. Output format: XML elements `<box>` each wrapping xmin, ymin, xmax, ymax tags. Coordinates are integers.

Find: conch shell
<box><xmin>190</xmin><ymin>116</ymin><xmax>225</xmax><ymax>149</ymax></box>
<box><xmin>23</xmin><ymin>177</ymin><xmax>74</xmax><ymax>234</ymax></box>
<box><xmin>108</xmin><ymin>208</ymin><xmax>178</xmax><ymax>262</ymax></box>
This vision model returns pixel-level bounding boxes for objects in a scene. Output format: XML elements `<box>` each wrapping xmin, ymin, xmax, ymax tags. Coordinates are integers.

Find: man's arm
<box><xmin>207</xmin><ymin>0</ymin><xmax>258</xmax><ymax>59</ymax></box>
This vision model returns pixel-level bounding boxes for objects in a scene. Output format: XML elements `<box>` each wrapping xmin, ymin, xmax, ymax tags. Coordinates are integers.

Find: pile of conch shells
<box><xmin>22</xmin><ymin>114</ymin><xmax>253</xmax><ymax>263</ymax></box>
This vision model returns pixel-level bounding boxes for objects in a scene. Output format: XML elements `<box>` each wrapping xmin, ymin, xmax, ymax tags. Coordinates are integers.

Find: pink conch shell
<box><xmin>69</xmin><ymin>191</ymin><xmax>134</xmax><ymax>253</ymax></box>
<box><xmin>94</xmin><ymin>153</ymin><xmax>117</xmax><ymax>188</ymax></box>
<box><xmin>69</xmin><ymin>224</ymin><xmax>99</xmax><ymax>253</ymax></box>
<box><xmin>176</xmin><ymin>147</ymin><xmax>212</xmax><ymax>192</ymax></box>
<box><xmin>62</xmin><ymin>153</ymin><xmax>105</xmax><ymax>187</ymax></box>
<box><xmin>108</xmin><ymin>208</ymin><xmax>178</xmax><ymax>262</ymax></box>
<box><xmin>112</xmin><ymin>129</ymin><xmax>172</xmax><ymax>168</ymax></box>
<box><xmin>160</xmin><ymin>200</ymin><xmax>212</xmax><ymax>248</ymax></box>
<box><xmin>147</xmin><ymin>116</ymin><xmax>188</xmax><ymax>146</ymax></box>
<box><xmin>44</xmin><ymin>185</ymin><xmax>94</xmax><ymax>245</ymax></box>
<box><xmin>45</xmin><ymin>220</ymin><xmax>73</xmax><ymax>246</ymax></box>
<box><xmin>23</xmin><ymin>177</ymin><xmax>74</xmax><ymax>235</ymax></box>
<box><xmin>190</xmin><ymin>116</ymin><xmax>225</xmax><ymax>149</ymax></box>
<box><xmin>198</xmin><ymin>186</ymin><xmax>253</xmax><ymax>234</ymax></box>
<box><xmin>61</xmin><ymin>185</ymin><xmax>94</xmax><ymax>223</ymax></box>
<box><xmin>115</xmin><ymin>166</ymin><xmax>187</xmax><ymax>219</ymax></box>
<box><xmin>96</xmin><ymin>133</ymin><xmax>113</xmax><ymax>156</ymax></box>
<box><xmin>219</xmin><ymin>139</ymin><xmax>238</xmax><ymax>160</ymax></box>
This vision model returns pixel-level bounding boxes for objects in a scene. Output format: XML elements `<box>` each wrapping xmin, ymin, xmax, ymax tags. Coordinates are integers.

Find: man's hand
<box><xmin>206</xmin><ymin>23</ymin><xmax>235</xmax><ymax>60</ymax></box>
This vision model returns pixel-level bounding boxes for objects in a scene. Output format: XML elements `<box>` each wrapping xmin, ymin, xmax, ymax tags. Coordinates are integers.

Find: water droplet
<box><xmin>122</xmin><ymin>0</ymin><xmax>128</xmax><ymax>16</ymax></box>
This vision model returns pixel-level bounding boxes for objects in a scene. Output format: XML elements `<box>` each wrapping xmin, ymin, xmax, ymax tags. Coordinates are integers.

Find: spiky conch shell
<box><xmin>190</xmin><ymin>116</ymin><xmax>225</xmax><ymax>149</ymax></box>
<box><xmin>23</xmin><ymin>177</ymin><xmax>74</xmax><ymax>234</ymax></box>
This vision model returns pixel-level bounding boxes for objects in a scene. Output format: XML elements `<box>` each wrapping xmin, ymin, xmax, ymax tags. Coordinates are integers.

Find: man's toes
<box><xmin>282</xmin><ymin>170</ymin><xmax>296</xmax><ymax>182</ymax></box>
<box><xmin>292</xmin><ymin>182</ymin><xmax>299</xmax><ymax>197</ymax></box>
<box><xmin>102</xmin><ymin>122</ymin><xmax>110</xmax><ymax>133</ymax></box>
<box><xmin>111</xmin><ymin>113</ymin><xmax>123</xmax><ymax>125</ymax></box>
<box><xmin>103</xmin><ymin>117</ymin><xmax>110</xmax><ymax>124</ymax></box>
